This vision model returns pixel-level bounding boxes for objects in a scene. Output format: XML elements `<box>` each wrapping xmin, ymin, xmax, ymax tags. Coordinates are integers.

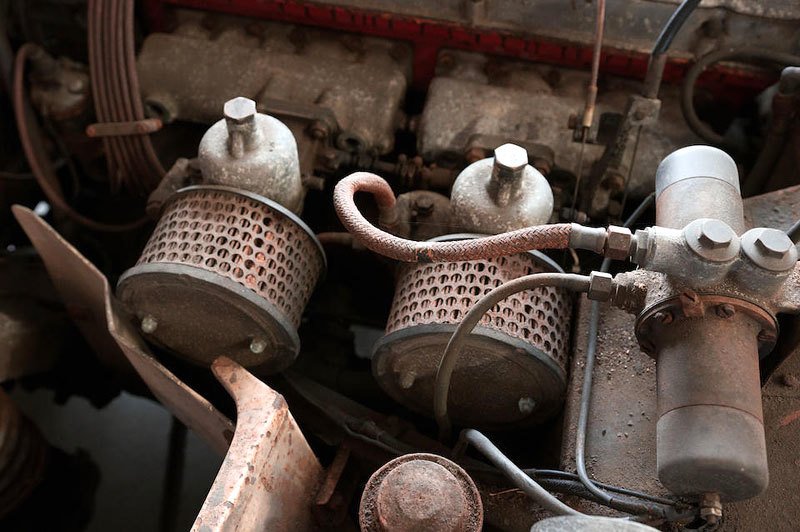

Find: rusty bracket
<box><xmin>85</xmin><ymin>118</ymin><xmax>163</xmax><ymax>137</ymax></box>
<box><xmin>194</xmin><ymin>357</ymin><xmax>323</xmax><ymax>531</ymax></box>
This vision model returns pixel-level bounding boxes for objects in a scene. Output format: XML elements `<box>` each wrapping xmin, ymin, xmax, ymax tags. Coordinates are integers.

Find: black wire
<box><xmin>787</xmin><ymin>217</ymin><xmax>800</xmax><ymax>244</ymax></box>
<box><xmin>652</xmin><ymin>0</ymin><xmax>701</xmax><ymax>56</ymax></box>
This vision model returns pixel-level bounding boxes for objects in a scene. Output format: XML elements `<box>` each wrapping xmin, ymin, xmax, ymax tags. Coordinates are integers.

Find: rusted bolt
<box><xmin>398</xmin><ymin>370</ymin><xmax>416</xmax><ymax>390</ymax></box>
<box><xmin>141</xmin><ymin>315</ymin><xmax>158</xmax><ymax>334</ymax></box>
<box><xmin>757</xmin><ymin>330</ymin><xmax>777</xmax><ymax>343</ymax></box>
<box><xmin>653</xmin><ymin>311</ymin><xmax>673</xmax><ymax>325</ymax></box>
<box><xmin>716</xmin><ymin>304</ymin><xmax>736</xmax><ymax>319</ymax></box>
<box><xmin>780</xmin><ymin>373</ymin><xmax>800</xmax><ymax>388</ymax></box>
<box><xmin>249</xmin><ymin>338</ymin><xmax>267</xmax><ymax>354</ymax></box>
<box><xmin>464</xmin><ymin>147</ymin><xmax>486</xmax><ymax>163</ymax></box>
<box><xmin>518</xmin><ymin>397</ymin><xmax>536</xmax><ymax>415</ymax></box>
<box><xmin>375</xmin><ymin>460</ymin><xmax>468</xmax><ymax>531</ymax></box>
<box><xmin>309</xmin><ymin>121</ymin><xmax>329</xmax><ymax>140</ymax></box>
<box><xmin>698</xmin><ymin>219</ymin><xmax>734</xmax><ymax>250</ymax></box>
<box><xmin>699</xmin><ymin>492</ymin><xmax>723</xmax><ymax>526</ymax></box>
<box><xmin>755</xmin><ymin>229</ymin><xmax>793</xmax><ymax>259</ymax></box>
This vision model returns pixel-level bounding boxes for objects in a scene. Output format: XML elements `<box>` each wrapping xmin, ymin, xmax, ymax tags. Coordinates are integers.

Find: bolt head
<box><xmin>249</xmin><ymin>338</ymin><xmax>267</xmax><ymax>354</ymax></box>
<box><xmin>698</xmin><ymin>219</ymin><xmax>734</xmax><ymax>250</ymax></box>
<box><xmin>141</xmin><ymin>315</ymin><xmax>158</xmax><ymax>334</ymax></box>
<box><xmin>716</xmin><ymin>304</ymin><xmax>736</xmax><ymax>319</ymax></box>
<box><xmin>518</xmin><ymin>397</ymin><xmax>536</xmax><ymax>415</ymax></box>
<box><xmin>223</xmin><ymin>97</ymin><xmax>257</xmax><ymax>124</ymax></box>
<box><xmin>493</xmin><ymin>143</ymin><xmax>528</xmax><ymax>179</ymax></box>
<box><xmin>755</xmin><ymin>229</ymin><xmax>793</xmax><ymax>259</ymax></box>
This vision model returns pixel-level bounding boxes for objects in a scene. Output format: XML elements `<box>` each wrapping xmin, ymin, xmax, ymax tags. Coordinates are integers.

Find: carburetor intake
<box><xmin>372</xmin><ymin>144</ymin><xmax>572</xmax><ymax>428</ymax></box>
<box><xmin>118</xmin><ymin>97</ymin><xmax>324</xmax><ymax>373</ymax></box>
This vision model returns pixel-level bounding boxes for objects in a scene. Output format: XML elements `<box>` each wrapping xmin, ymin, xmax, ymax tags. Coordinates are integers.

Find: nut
<box><xmin>698</xmin><ymin>219</ymin><xmax>734</xmax><ymax>250</ymax></box>
<box><xmin>249</xmin><ymin>338</ymin><xmax>267</xmax><ymax>354</ymax></box>
<box><xmin>141</xmin><ymin>315</ymin><xmax>158</xmax><ymax>334</ymax></box>
<box><xmin>716</xmin><ymin>303</ymin><xmax>736</xmax><ymax>319</ymax></box>
<box><xmin>492</xmin><ymin>143</ymin><xmax>528</xmax><ymax>182</ymax></box>
<box><xmin>587</xmin><ymin>271</ymin><xmax>614</xmax><ymax>301</ymax></box>
<box><xmin>223</xmin><ymin>96</ymin><xmax>257</xmax><ymax>124</ymax></box>
<box><xmin>755</xmin><ymin>229</ymin><xmax>793</xmax><ymax>259</ymax></box>
<box><xmin>653</xmin><ymin>311</ymin><xmax>673</xmax><ymax>325</ymax></box>
<box><xmin>604</xmin><ymin>225</ymin><xmax>633</xmax><ymax>261</ymax></box>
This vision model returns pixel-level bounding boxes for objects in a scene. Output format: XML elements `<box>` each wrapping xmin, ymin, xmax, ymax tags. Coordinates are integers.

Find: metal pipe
<box><xmin>432</xmin><ymin>273</ymin><xmax>593</xmax><ymax>439</ymax></box>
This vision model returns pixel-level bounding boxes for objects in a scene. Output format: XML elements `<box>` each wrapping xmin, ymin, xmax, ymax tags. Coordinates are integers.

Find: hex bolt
<box><xmin>653</xmin><ymin>311</ymin><xmax>673</xmax><ymax>325</ymax></box>
<box><xmin>716</xmin><ymin>304</ymin><xmax>736</xmax><ymax>319</ymax></box>
<box><xmin>754</xmin><ymin>229</ymin><xmax>793</xmax><ymax>259</ymax></box>
<box><xmin>698</xmin><ymin>219</ymin><xmax>734</xmax><ymax>250</ymax></box>
<box><xmin>249</xmin><ymin>338</ymin><xmax>267</xmax><ymax>355</ymax></box>
<box><xmin>412</xmin><ymin>196</ymin><xmax>435</xmax><ymax>217</ymax></box>
<box><xmin>141</xmin><ymin>315</ymin><xmax>158</xmax><ymax>334</ymax></box>
<box><xmin>223</xmin><ymin>96</ymin><xmax>259</xmax><ymax>159</ymax></box>
<box><xmin>488</xmin><ymin>143</ymin><xmax>528</xmax><ymax>207</ymax></box>
<box><xmin>518</xmin><ymin>397</ymin><xmax>536</xmax><ymax>415</ymax></box>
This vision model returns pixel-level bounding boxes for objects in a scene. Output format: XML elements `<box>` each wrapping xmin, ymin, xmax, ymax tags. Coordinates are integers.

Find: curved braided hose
<box><xmin>333</xmin><ymin>172</ymin><xmax>574</xmax><ymax>262</ymax></box>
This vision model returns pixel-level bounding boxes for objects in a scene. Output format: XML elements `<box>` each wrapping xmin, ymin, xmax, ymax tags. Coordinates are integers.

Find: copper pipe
<box><xmin>581</xmin><ymin>0</ymin><xmax>605</xmax><ymax>130</ymax></box>
<box><xmin>333</xmin><ymin>172</ymin><xmax>573</xmax><ymax>262</ymax></box>
<box><xmin>12</xmin><ymin>43</ymin><xmax>147</xmax><ymax>232</ymax></box>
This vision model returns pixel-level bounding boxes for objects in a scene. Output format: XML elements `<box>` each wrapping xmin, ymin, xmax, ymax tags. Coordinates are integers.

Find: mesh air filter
<box><xmin>373</xmin><ymin>236</ymin><xmax>570</xmax><ymax>428</ymax></box>
<box><xmin>118</xmin><ymin>186</ymin><xmax>324</xmax><ymax>373</ymax></box>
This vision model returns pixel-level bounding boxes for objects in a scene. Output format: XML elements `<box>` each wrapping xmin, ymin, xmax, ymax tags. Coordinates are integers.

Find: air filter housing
<box><xmin>118</xmin><ymin>186</ymin><xmax>324</xmax><ymax>373</ymax></box>
<box><xmin>372</xmin><ymin>235</ymin><xmax>571</xmax><ymax>428</ymax></box>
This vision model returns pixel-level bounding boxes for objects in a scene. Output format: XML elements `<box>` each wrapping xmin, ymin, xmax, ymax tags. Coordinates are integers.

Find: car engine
<box><xmin>2</xmin><ymin>0</ymin><xmax>800</xmax><ymax>530</ymax></box>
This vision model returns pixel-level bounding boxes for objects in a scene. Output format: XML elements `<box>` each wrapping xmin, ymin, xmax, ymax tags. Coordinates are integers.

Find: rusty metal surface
<box><xmin>359</xmin><ymin>453</ymin><xmax>482</xmax><ymax>532</ymax></box>
<box><xmin>193</xmin><ymin>357</ymin><xmax>323</xmax><ymax>531</ymax></box>
<box><xmin>0</xmin><ymin>388</ymin><xmax>48</xmax><ymax>519</ymax></box>
<box><xmin>118</xmin><ymin>186</ymin><xmax>325</xmax><ymax>372</ymax></box>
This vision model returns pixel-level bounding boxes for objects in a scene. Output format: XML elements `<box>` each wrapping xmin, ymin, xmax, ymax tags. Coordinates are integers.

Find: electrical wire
<box><xmin>643</xmin><ymin>0</ymin><xmax>700</xmax><ymax>99</ymax></box>
<box><xmin>681</xmin><ymin>48</ymin><xmax>800</xmax><ymax>145</ymax></box>
<box><xmin>786</xmin><ymin>217</ymin><xmax>800</xmax><ymax>244</ymax></box>
<box><xmin>433</xmin><ymin>273</ymin><xmax>593</xmax><ymax>440</ymax></box>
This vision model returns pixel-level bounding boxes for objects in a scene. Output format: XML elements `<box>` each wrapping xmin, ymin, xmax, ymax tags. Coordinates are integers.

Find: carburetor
<box><xmin>372</xmin><ymin>144</ymin><xmax>573</xmax><ymax>428</ymax></box>
<box><xmin>613</xmin><ymin>145</ymin><xmax>800</xmax><ymax>503</ymax></box>
<box><xmin>117</xmin><ymin>97</ymin><xmax>325</xmax><ymax>373</ymax></box>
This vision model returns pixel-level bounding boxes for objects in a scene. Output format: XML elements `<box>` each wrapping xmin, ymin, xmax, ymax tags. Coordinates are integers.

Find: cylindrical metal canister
<box><xmin>118</xmin><ymin>185</ymin><xmax>325</xmax><ymax>373</ymax></box>
<box><xmin>654</xmin><ymin>145</ymin><xmax>744</xmax><ymax>233</ymax></box>
<box><xmin>372</xmin><ymin>235</ymin><xmax>571</xmax><ymax>429</ymax></box>
<box><xmin>651</xmin><ymin>310</ymin><xmax>768</xmax><ymax>500</ymax></box>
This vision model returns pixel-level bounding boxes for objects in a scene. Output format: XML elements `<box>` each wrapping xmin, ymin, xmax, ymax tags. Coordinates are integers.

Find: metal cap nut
<box><xmin>698</xmin><ymin>219</ymin><xmax>734</xmax><ymax>249</ymax></box>
<box><xmin>223</xmin><ymin>96</ymin><xmax>257</xmax><ymax>124</ymax></box>
<box><xmin>588</xmin><ymin>271</ymin><xmax>615</xmax><ymax>301</ymax></box>
<box><xmin>493</xmin><ymin>143</ymin><xmax>528</xmax><ymax>180</ymax></box>
<box><xmin>741</xmin><ymin>227</ymin><xmax>799</xmax><ymax>273</ymax></box>
<box><xmin>755</xmin><ymin>229</ymin><xmax>793</xmax><ymax>259</ymax></box>
<box><xmin>604</xmin><ymin>226</ymin><xmax>633</xmax><ymax>261</ymax></box>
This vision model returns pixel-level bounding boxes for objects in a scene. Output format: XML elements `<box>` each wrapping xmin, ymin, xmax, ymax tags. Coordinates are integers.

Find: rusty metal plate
<box><xmin>194</xmin><ymin>357</ymin><xmax>323</xmax><ymax>531</ymax></box>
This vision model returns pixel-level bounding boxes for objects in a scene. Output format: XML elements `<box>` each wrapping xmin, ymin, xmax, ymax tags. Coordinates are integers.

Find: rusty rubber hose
<box><xmin>334</xmin><ymin>172</ymin><xmax>574</xmax><ymax>262</ymax></box>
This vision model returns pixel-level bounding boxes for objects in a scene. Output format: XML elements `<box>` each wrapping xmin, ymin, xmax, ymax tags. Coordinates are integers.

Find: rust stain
<box><xmin>779</xmin><ymin>409</ymin><xmax>800</xmax><ymax>427</ymax></box>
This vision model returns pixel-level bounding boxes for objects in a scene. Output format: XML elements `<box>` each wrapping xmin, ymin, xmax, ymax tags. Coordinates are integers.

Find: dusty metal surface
<box><xmin>374</xmin><ymin>246</ymin><xmax>571</xmax><ymax>428</ymax></box>
<box><xmin>137</xmin><ymin>11</ymin><xmax>411</xmax><ymax>157</ymax></box>
<box><xmin>198</xmin><ymin>97</ymin><xmax>304</xmax><ymax>213</ymax></box>
<box><xmin>417</xmin><ymin>50</ymin><xmax>699</xmax><ymax>205</ymax></box>
<box><xmin>193</xmin><ymin>357</ymin><xmax>323</xmax><ymax>531</ymax></box>
<box><xmin>358</xmin><ymin>453</ymin><xmax>482</xmax><ymax>532</ymax></box>
<box><xmin>117</xmin><ymin>186</ymin><xmax>325</xmax><ymax>372</ymax></box>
